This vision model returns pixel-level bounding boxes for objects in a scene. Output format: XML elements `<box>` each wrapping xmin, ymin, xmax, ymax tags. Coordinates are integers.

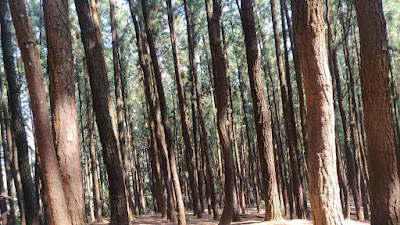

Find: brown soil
<box><xmin>91</xmin><ymin>208</ymin><xmax>370</xmax><ymax>225</ymax></box>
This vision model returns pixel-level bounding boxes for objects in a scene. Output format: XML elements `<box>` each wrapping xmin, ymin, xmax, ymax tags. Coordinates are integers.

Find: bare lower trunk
<box><xmin>44</xmin><ymin>0</ymin><xmax>85</xmax><ymax>223</ymax></box>
<box><xmin>293</xmin><ymin>0</ymin><xmax>344</xmax><ymax>224</ymax></box>
<box><xmin>240</xmin><ymin>0</ymin><xmax>281</xmax><ymax>220</ymax></box>
<box><xmin>8</xmin><ymin>0</ymin><xmax>72</xmax><ymax>224</ymax></box>
<box><xmin>355</xmin><ymin>0</ymin><xmax>400</xmax><ymax>223</ymax></box>
<box><xmin>74</xmin><ymin>0</ymin><xmax>129</xmax><ymax>223</ymax></box>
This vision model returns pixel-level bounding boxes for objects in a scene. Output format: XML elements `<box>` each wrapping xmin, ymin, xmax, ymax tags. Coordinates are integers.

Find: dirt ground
<box><xmin>91</xmin><ymin>208</ymin><xmax>370</xmax><ymax>225</ymax></box>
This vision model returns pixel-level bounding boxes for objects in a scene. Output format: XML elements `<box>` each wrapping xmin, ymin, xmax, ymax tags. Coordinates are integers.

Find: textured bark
<box><xmin>8</xmin><ymin>0</ymin><xmax>72</xmax><ymax>224</ymax></box>
<box><xmin>74</xmin><ymin>0</ymin><xmax>129</xmax><ymax>224</ymax></box>
<box><xmin>240</xmin><ymin>0</ymin><xmax>281</xmax><ymax>220</ymax></box>
<box><xmin>127</xmin><ymin>5</ymin><xmax>168</xmax><ymax>218</ymax></box>
<box><xmin>109</xmin><ymin>0</ymin><xmax>135</xmax><ymax>219</ymax></box>
<box><xmin>269</xmin><ymin>0</ymin><xmax>305</xmax><ymax>219</ymax></box>
<box><xmin>355</xmin><ymin>0</ymin><xmax>400</xmax><ymax>223</ymax></box>
<box><xmin>293</xmin><ymin>0</ymin><xmax>344</xmax><ymax>224</ymax></box>
<box><xmin>205</xmin><ymin>0</ymin><xmax>235</xmax><ymax>224</ymax></box>
<box><xmin>164</xmin><ymin>0</ymin><xmax>201</xmax><ymax>219</ymax></box>
<box><xmin>43</xmin><ymin>0</ymin><xmax>85</xmax><ymax>223</ymax></box>
<box><xmin>83</xmin><ymin>66</ymin><xmax>103</xmax><ymax>222</ymax></box>
<box><xmin>139</xmin><ymin>0</ymin><xmax>186</xmax><ymax>222</ymax></box>
<box><xmin>1</xmin><ymin>1</ymin><xmax>41</xmax><ymax>224</ymax></box>
<box><xmin>325</xmin><ymin>1</ymin><xmax>354</xmax><ymax>219</ymax></box>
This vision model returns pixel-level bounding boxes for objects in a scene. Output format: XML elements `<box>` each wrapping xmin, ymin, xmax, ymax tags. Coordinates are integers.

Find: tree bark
<box><xmin>240</xmin><ymin>0</ymin><xmax>281</xmax><ymax>220</ymax></box>
<box><xmin>355</xmin><ymin>0</ymin><xmax>400</xmax><ymax>223</ymax></box>
<box><xmin>1</xmin><ymin>1</ymin><xmax>41</xmax><ymax>224</ymax></box>
<box><xmin>269</xmin><ymin>0</ymin><xmax>306</xmax><ymax>219</ymax></box>
<box><xmin>74</xmin><ymin>0</ymin><xmax>129</xmax><ymax>224</ymax></box>
<box><xmin>8</xmin><ymin>0</ymin><xmax>72</xmax><ymax>224</ymax></box>
<box><xmin>205</xmin><ymin>0</ymin><xmax>236</xmax><ymax>224</ymax></box>
<box><xmin>108</xmin><ymin>0</ymin><xmax>135</xmax><ymax>219</ymax></box>
<box><xmin>43</xmin><ymin>0</ymin><xmax>85</xmax><ymax>223</ymax></box>
<box><xmin>164</xmin><ymin>0</ymin><xmax>201</xmax><ymax>219</ymax></box>
<box><xmin>83</xmin><ymin>62</ymin><xmax>103</xmax><ymax>222</ymax></box>
<box><xmin>293</xmin><ymin>0</ymin><xmax>344</xmax><ymax>223</ymax></box>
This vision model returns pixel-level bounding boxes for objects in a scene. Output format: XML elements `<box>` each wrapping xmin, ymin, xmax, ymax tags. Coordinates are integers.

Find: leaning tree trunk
<box><xmin>269</xmin><ymin>0</ymin><xmax>306</xmax><ymax>219</ymax></box>
<box><xmin>239</xmin><ymin>0</ymin><xmax>281</xmax><ymax>220</ymax></box>
<box><xmin>1</xmin><ymin>1</ymin><xmax>41</xmax><ymax>224</ymax></box>
<box><xmin>165</xmin><ymin>0</ymin><xmax>201</xmax><ymax>219</ymax></box>
<box><xmin>293</xmin><ymin>0</ymin><xmax>344</xmax><ymax>224</ymax></box>
<box><xmin>43</xmin><ymin>0</ymin><xmax>85</xmax><ymax>224</ymax></box>
<box><xmin>127</xmin><ymin>5</ymin><xmax>168</xmax><ymax>218</ymax></box>
<box><xmin>183</xmin><ymin>0</ymin><xmax>218</xmax><ymax>219</ymax></box>
<box><xmin>74</xmin><ymin>0</ymin><xmax>129</xmax><ymax>224</ymax></box>
<box><xmin>109</xmin><ymin>0</ymin><xmax>135</xmax><ymax>219</ymax></box>
<box><xmin>354</xmin><ymin>0</ymin><xmax>400</xmax><ymax>223</ymax></box>
<box><xmin>83</xmin><ymin>65</ymin><xmax>103</xmax><ymax>222</ymax></box>
<box><xmin>7</xmin><ymin>0</ymin><xmax>72</xmax><ymax>224</ymax></box>
<box><xmin>205</xmin><ymin>0</ymin><xmax>236</xmax><ymax>224</ymax></box>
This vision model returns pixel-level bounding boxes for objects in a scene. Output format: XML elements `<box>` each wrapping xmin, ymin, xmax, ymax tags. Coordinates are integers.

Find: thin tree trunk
<box><xmin>240</xmin><ymin>0</ymin><xmax>281</xmax><ymax>220</ymax></box>
<box><xmin>205</xmin><ymin>0</ymin><xmax>236</xmax><ymax>224</ymax></box>
<box><xmin>1</xmin><ymin>1</ymin><xmax>41</xmax><ymax>224</ymax></box>
<box><xmin>164</xmin><ymin>0</ymin><xmax>201</xmax><ymax>219</ymax></box>
<box><xmin>293</xmin><ymin>0</ymin><xmax>344</xmax><ymax>223</ymax></box>
<box><xmin>269</xmin><ymin>0</ymin><xmax>305</xmax><ymax>219</ymax></box>
<box><xmin>109</xmin><ymin>0</ymin><xmax>135</xmax><ymax>219</ymax></box>
<box><xmin>83</xmin><ymin>63</ymin><xmax>103</xmax><ymax>222</ymax></box>
<box><xmin>355</xmin><ymin>0</ymin><xmax>400</xmax><ymax>223</ymax></box>
<box><xmin>43</xmin><ymin>0</ymin><xmax>85</xmax><ymax>223</ymax></box>
<box><xmin>74</xmin><ymin>0</ymin><xmax>129</xmax><ymax>223</ymax></box>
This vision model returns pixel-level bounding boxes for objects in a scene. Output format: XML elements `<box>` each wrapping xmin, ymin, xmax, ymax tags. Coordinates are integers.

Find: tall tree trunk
<box><xmin>1</xmin><ymin>1</ymin><xmax>41</xmax><ymax>224</ymax></box>
<box><xmin>269</xmin><ymin>0</ymin><xmax>306</xmax><ymax>219</ymax></box>
<box><xmin>355</xmin><ymin>0</ymin><xmax>400</xmax><ymax>223</ymax></box>
<box><xmin>240</xmin><ymin>0</ymin><xmax>281</xmax><ymax>220</ymax></box>
<box><xmin>205</xmin><ymin>0</ymin><xmax>236</xmax><ymax>224</ymax></box>
<box><xmin>127</xmin><ymin>6</ymin><xmax>168</xmax><ymax>218</ymax></box>
<box><xmin>237</xmin><ymin>66</ymin><xmax>260</xmax><ymax>213</ymax></box>
<box><xmin>43</xmin><ymin>0</ymin><xmax>85</xmax><ymax>223</ymax></box>
<box><xmin>109</xmin><ymin>0</ymin><xmax>135</xmax><ymax>219</ymax></box>
<box><xmin>83</xmin><ymin>62</ymin><xmax>103</xmax><ymax>222</ymax></box>
<box><xmin>74</xmin><ymin>0</ymin><xmax>129</xmax><ymax>224</ymax></box>
<box><xmin>325</xmin><ymin>0</ymin><xmax>356</xmax><ymax>219</ymax></box>
<box><xmin>164</xmin><ymin>0</ymin><xmax>201</xmax><ymax>219</ymax></box>
<box><xmin>293</xmin><ymin>0</ymin><xmax>344</xmax><ymax>224</ymax></box>
<box><xmin>8</xmin><ymin>0</ymin><xmax>72</xmax><ymax>224</ymax></box>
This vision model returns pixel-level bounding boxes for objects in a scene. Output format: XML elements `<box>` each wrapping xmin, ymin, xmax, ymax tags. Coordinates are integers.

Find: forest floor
<box><xmin>91</xmin><ymin>208</ymin><xmax>371</xmax><ymax>225</ymax></box>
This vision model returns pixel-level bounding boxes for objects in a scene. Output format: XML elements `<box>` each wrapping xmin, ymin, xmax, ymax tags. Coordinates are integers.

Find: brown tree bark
<box><xmin>8</xmin><ymin>0</ymin><xmax>72</xmax><ymax>224</ymax></box>
<box><xmin>325</xmin><ymin>0</ymin><xmax>356</xmax><ymax>219</ymax></box>
<box><xmin>355</xmin><ymin>0</ymin><xmax>400</xmax><ymax>223</ymax></box>
<box><xmin>269</xmin><ymin>0</ymin><xmax>306</xmax><ymax>219</ymax></box>
<box><xmin>205</xmin><ymin>0</ymin><xmax>236</xmax><ymax>224</ymax></box>
<box><xmin>83</xmin><ymin>63</ymin><xmax>103</xmax><ymax>222</ymax></box>
<box><xmin>74</xmin><ymin>0</ymin><xmax>129</xmax><ymax>224</ymax></box>
<box><xmin>108</xmin><ymin>0</ymin><xmax>135</xmax><ymax>219</ymax></box>
<box><xmin>138</xmin><ymin>0</ymin><xmax>186</xmax><ymax>222</ymax></box>
<box><xmin>293</xmin><ymin>0</ymin><xmax>344</xmax><ymax>223</ymax></box>
<box><xmin>164</xmin><ymin>0</ymin><xmax>201</xmax><ymax>219</ymax></box>
<box><xmin>240</xmin><ymin>0</ymin><xmax>281</xmax><ymax>220</ymax></box>
<box><xmin>1</xmin><ymin>1</ymin><xmax>41</xmax><ymax>224</ymax></box>
<box><xmin>127</xmin><ymin>5</ymin><xmax>168</xmax><ymax>218</ymax></box>
<box><xmin>43</xmin><ymin>0</ymin><xmax>85</xmax><ymax>223</ymax></box>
